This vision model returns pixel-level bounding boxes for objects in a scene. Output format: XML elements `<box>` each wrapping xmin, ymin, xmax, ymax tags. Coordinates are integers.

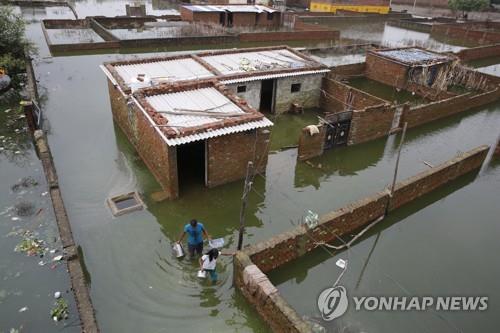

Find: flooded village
<box><xmin>1</xmin><ymin>0</ymin><xmax>500</xmax><ymax>332</ymax></box>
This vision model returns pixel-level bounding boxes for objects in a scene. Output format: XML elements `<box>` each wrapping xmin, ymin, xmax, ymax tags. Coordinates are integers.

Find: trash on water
<box><xmin>197</xmin><ymin>270</ymin><xmax>207</xmax><ymax>279</ymax></box>
<box><xmin>51</xmin><ymin>298</ymin><xmax>68</xmax><ymax>321</ymax></box>
<box><xmin>54</xmin><ymin>291</ymin><xmax>61</xmax><ymax>299</ymax></box>
<box><xmin>52</xmin><ymin>255</ymin><xmax>63</xmax><ymax>262</ymax></box>
<box><xmin>11</xmin><ymin>217</ymin><xmax>20</xmax><ymax>221</ymax></box>
<box><xmin>15</xmin><ymin>238</ymin><xmax>45</xmax><ymax>256</ymax></box>
<box><xmin>209</xmin><ymin>238</ymin><xmax>224</xmax><ymax>249</ymax></box>
<box><xmin>336</xmin><ymin>259</ymin><xmax>347</xmax><ymax>269</ymax></box>
<box><xmin>38</xmin><ymin>260</ymin><xmax>46</xmax><ymax>266</ymax></box>
<box><xmin>18</xmin><ymin>306</ymin><xmax>28</xmax><ymax>313</ymax></box>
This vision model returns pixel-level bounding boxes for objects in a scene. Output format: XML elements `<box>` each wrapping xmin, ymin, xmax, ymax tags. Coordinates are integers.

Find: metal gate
<box><xmin>322</xmin><ymin>111</ymin><xmax>352</xmax><ymax>150</ymax></box>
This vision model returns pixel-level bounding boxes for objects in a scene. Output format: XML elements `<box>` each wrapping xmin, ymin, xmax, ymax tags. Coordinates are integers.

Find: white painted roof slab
<box><xmin>200</xmin><ymin>49</ymin><xmax>310</xmax><ymax>75</ymax></box>
<box><xmin>114</xmin><ymin>58</ymin><xmax>215</xmax><ymax>87</ymax></box>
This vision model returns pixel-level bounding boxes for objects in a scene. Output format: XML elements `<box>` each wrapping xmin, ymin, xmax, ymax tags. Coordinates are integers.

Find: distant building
<box><xmin>310</xmin><ymin>0</ymin><xmax>390</xmax><ymax>14</ymax></box>
<box><xmin>180</xmin><ymin>5</ymin><xmax>281</xmax><ymax>27</ymax></box>
<box><xmin>101</xmin><ymin>46</ymin><xmax>329</xmax><ymax>198</ymax></box>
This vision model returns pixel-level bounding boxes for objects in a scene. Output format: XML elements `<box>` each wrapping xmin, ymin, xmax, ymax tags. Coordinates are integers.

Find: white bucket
<box><xmin>197</xmin><ymin>270</ymin><xmax>207</xmax><ymax>278</ymax></box>
<box><xmin>172</xmin><ymin>243</ymin><xmax>185</xmax><ymax>258</ymax></box>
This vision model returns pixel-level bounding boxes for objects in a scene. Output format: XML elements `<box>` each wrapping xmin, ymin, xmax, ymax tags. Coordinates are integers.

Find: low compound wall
<box><xmin>456</xmin><ymin>43</ymin><xmax>500</xmax><ymax>62</ymax></box>
<box><xmin>431</xmin><ymin>23</ymin><xmax>500</xmax><ymax>45</ymax></box>
<box><xmin>402</xmin><ymin>86</ymin><xmax>500</xmax><ymax>129</ymax></box>
<box><xmin>348</xmin><ymin>104</ymin><xmax>396</xmax><ymax>144</ymax></box>
<box><xmin>297</xmin><ymin>125</ymin><xmax>326</xmax><ymax>160</ymax></box>
<box><xmin>235</xmin><ymin>145</ymin><xmax>489</xmax><ymax>332</ymax></box>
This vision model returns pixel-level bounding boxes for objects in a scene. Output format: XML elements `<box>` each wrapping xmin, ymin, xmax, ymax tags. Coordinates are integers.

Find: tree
<box><xmin>448</xmin><ymin>0</ymin><xmax>490</xmax><ymax>16</ymax></box>
<box><xmin>0</xmin><ymin>6</ymin><xmax>34</xmax><ymax>85</ymax></box>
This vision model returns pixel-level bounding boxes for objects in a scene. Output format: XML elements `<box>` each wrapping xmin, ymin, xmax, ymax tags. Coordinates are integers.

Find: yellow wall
<box><xmin>309</xmin><ymin>3</ymin><xmax>390</xmax><ymax>13</ymax></box>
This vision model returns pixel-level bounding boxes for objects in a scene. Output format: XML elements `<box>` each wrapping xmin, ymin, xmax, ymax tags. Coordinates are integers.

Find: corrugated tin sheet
<box><xmin>146</xmin><ymin>87</ymin><xmax>245</xmax><ymax>128</ymax></box>
<box><xmin>183</xmin><ymin>5</ymin><xmax>276</xmax><ymax>13</ymax></box>
<box><xmin>114</xmin><ymin>58</ymin><xmax>215</xmax><ymax>87</ymax></box>
<box><xmin>376</xmin><ymin>48</ymin><xmax>450</xmax><ymax>64</ymax></box>
<box><xmin>200</xmin><ymin>49</ymin><xmax>311</xmax><ymax>75</ymax></box>
<box><xmin>166</xmin><ymin>118</ymin><xmax>273</xmax><ymax>146</ymax></box>
<box><xmin>220</xmin><ymin>69</ymin><xmax>330</xmax><ymax>84</ymax></box>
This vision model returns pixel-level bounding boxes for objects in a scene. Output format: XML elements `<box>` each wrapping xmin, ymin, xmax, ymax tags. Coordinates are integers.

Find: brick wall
<box><xmin>328</xmin><ymin>62</ymin><xmax>366</xmax><ymax>78</ymax></box>
<box><xmin>366</xmin><ymin>53</ymin><xmax>409</xmax><ymax>89</ymax></box>
<box><xmin>320</xmin><ymin>77</ymin><xmax>387</xmax><ymax>114</ymax></box>
<box><xmin>456</xmin><ymin>44</ymin><xmax>500</xmax><ymax>62</ymax></box>
<box><xmin>297</xmin><ymin>125</ymin><xmax>326</xmax><ymax>160</ymax></box>
<box><xmin>234</xmin><ymin>253</ymin><xmax>312</xmax><ymax>333</ymax></box>
<box><xmin>348</xmin><ymin>104</ymin><xmax>395</xmax><ymax>144</ymax></box>
<box><xmin>392</xmin><ymin>0</ymin><xmax>448</xmax><ymax>7</ymax></box>
<box><xmin>275</xmin><ymin>74</ymin><xmax>324</xmax><ymax>114</ymax></box>
<box><xmin>193</xmin><ymin>12</ymin><xmax>222</xmax><ymax>25</ymax></box>
<box><xmin>431</xmin><ymin>24</ymin><xmax>500</xmax><ymax>45</ymax></box>
<box><xmin>402</xmin><ymin>87</ymin><xmax>500</xmax><ymax>129</ymax></box>
<box><xmin>239</xmin><ymin>29</ymin><xmax>339</xmax><ymax>42</ymax></box>
<box><xmin>243</xmin><ymin>144</ymin><xmax>488</xmax><ymax>273</ymax></box>
<box><xmin>107</xmin><ymin>81</ymin><xmax>179</xmax><ymax>198</ymax></box>
<box><xmin>207</xmin><ymin>128</ymin><xmax>270</xmax><ymax>187</ymax></box>
<box><xmin>256</xmin><ymin>12</ymin><xmax>281</xmax><ymax>27</ymax></box>
<box><xmin>235</xmin><ymin>145</ymin><xmax>488</xmax><ymax>331</ymax></box>
<box><xmin>389</xmin><ymin>145</ymin><xmax>489</xmax><ymax>210</ymax></box>
<box><xmin>232</xmin><ymin>12</ymin><xmax>258</xmax><ymax>26</ymax></box>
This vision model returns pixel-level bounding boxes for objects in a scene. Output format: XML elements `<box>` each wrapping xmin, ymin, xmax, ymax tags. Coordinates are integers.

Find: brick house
<box><xmin>101</xmin><ymin>46</ymin><xmax>328</xmax><ymax>198</ymax></box>
<box><xmin>366</xmin><ymin>47</ymin><xmax>454</xmax><ymax>89</ymax></box>
<box><xmin>180</xmin><ymin>5</ymin><xmax>281</xmax><ymax>28</ymax></box>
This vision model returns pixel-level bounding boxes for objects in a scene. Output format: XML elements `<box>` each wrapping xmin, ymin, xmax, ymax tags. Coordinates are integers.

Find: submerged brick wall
<box><xmin>320</xmin><ymin>77</ymin><xmax>387</xmax><ymax>113</ymax></box>
<box><xmin>389</xmin><ymin>145</ymin><xmax>489</xmax><ymax>210</ymax></box>
<box><xmin>402</xmin><ymin>87</ymin><xmax>500</xmax><ymax>129</ymax></box>
<box><xmin>107</xmin><ymin>81</ymin><xmax>179</xmax><ymax>198</ymax></box>
<box><xmin>348</xmin><ymin>104</ymin><xmax>395</xmax><ymax>145</ymax></box>
<box><xmin>456</xmin><ymin>44</ymin><xmax>500</xmax><ymax>62</ymax></box>
<box><xmin>328</xmin><ymin>62</ymin><xmax>366</xmax><ymax>78</ymax></box>
<box><xmin>234</xmin><ymin>253</ymin><xmax>312</xmax><ymax>333</ymax></box>
<box><xmin>236</xmin><ymin>145</ymin><xmax>489</xmax><ymax>331</ymax></box>
<box><xmin>297</xmin><ymin>125</ymin><xmax>326</xmax><ymax>161</ymax></box>
<box><xmin>431</xmin><ymin>24</ymin><xmax>500</xmax><ymax>45</ymax></box>
<box><xmin>207</xmin><ymin>128</ymin><xmax>270</xmax><ymax>187</ymax></box>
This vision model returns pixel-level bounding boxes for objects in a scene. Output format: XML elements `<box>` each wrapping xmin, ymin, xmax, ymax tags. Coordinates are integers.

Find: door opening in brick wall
<box><xmin>176</xmin><ymin>140</ymin><xmax>206</xmax><ymax>191</ymax></box>
<box><xmin>259</xmin><ymin>79</ymin><xmax>275</xmax><ymax>113</ymax></box>
<box><xmin>219</xmin><ymin>12</ymin><xmax>226</xmax><ymax>26</ymax></box>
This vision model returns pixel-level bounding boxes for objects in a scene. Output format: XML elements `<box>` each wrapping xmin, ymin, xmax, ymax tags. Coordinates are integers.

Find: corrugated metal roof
<box><xmin>114</xmin><ymin>58</ymin><xmax>215</xmax><ymax>88</ymax></box>
<box><xmin>146</xmin><ymin>87</ymin><xmax>244</xmax><ymax>128</ymax></box>
<box><xmin>220</xmin><ymin>69</ymin><xmax>330</xmax><ymax>84</ymax></box>
<box><xmin>376</xmin><ymin>48</ymin><xmax>450</xmax><ymax>64</ymax></box>
<box><xmin>200</xmin><ymin>49</ymin><xmax>311</xmax><ymax>75</ymax></box>
<box><xmin>144</xmin><ymin>87</ymin><xmax>272</xmax><ymax>145</ymax></box>
<box><xmin>166</xmin><ymin>118</ymin><xmax>273</xmax><ymax>146</ymax></box>
<box><xmin>183</xmin><ymin>5</ymin><xmax>276</xmax><ymax>13</ymax></box>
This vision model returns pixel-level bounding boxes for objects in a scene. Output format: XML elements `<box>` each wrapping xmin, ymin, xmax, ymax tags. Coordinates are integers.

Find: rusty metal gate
<box><xmin>323</xmin><ymin>111</ymin><xmax>352</xmax><ymax>150</ymax></box>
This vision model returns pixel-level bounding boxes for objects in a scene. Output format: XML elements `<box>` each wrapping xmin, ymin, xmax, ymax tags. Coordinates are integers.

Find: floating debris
<box><xmin>15</xmin><ymin>201</ymin><xmax>36</xmax><ymax>217</ymax></box>
<box><xmin>15</xmin><ymin>237</ymin><xmax>45</xmax><ymax>256</ymax></box>
<box><xmin>52</xmin><ymin>255</ymin><xmax>63</xmax><ymax>262</ymax></box>
<box><xmin>11</xmin><ymin>177</ymin><xmax>38</xmax><ymax>192</ymax></box>
<box><xmin>54</xmin><ymin>291</ymin><xmax>61</xmax><ymax>299</ymax></box>
<box><xmin>18</xmin><ymin>306</ymin><xmax>28</xmax><ymax>313</ymax></box>
<box><xmin>51</xmin><ymin>298</ymin><xmax>68</xmax><ymax>321</ymax></box>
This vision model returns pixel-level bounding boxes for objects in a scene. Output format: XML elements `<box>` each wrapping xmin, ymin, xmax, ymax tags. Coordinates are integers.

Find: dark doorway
<box><xmin>177</xmin><ymin>141</ymin><xmax>206</xmax><ymax>190</ymax></box>
<box><xmin>219</xmin><ymin>12</ymin><xmax>226</xmax><ymax>26</ymax></box>
<box><xmin>259</xmin><ymin>79</ymin><xmax>275</xmax><ymax>113</ymax></box>
<box><xmin>227</xmin><ymin>12</ymin><xmax>233</xmax><ymax>27</ymax></box>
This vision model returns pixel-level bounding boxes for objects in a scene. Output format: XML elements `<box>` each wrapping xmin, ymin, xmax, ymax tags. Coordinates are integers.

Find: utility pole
<box><xmin>237</xmin><ymin>161</ymin><xmax>254</xmax><ymax>251</ymax></box>
<box><xmin>390</xmin><ymin>122</ymin><xmax>408</xmax><ymax>196</ymax></box>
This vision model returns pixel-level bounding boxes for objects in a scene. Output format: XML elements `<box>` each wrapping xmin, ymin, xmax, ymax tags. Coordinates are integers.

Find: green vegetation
<box><xmin>0</xmin><ymin>6</ymin><xmax>33</xmax><ymax>85</ymax></box>
<box><xmin>448</xmin><ymin>0</ymin><xmax>490</xmax><ymax>16</ymax></box>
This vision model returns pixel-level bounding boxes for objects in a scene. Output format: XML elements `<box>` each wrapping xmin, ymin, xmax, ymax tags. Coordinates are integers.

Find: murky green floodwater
<box><xmin>1</xmin><ymin>1</ymin><xmax>500</xmax><ymax>332</ymax></box>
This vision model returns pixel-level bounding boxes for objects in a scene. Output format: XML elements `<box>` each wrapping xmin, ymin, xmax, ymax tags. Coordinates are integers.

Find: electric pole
<box><xmin>237</xmin><ymin>161</ymin><xmax>254</xmax><ymax>251</ymax></box>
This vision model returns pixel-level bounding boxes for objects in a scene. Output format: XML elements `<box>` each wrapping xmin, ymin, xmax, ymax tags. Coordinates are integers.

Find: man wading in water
<box><xmin>178</xmin><ymin>219</ymin><xmax>211</xmax><ymax>258</ymax></box>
